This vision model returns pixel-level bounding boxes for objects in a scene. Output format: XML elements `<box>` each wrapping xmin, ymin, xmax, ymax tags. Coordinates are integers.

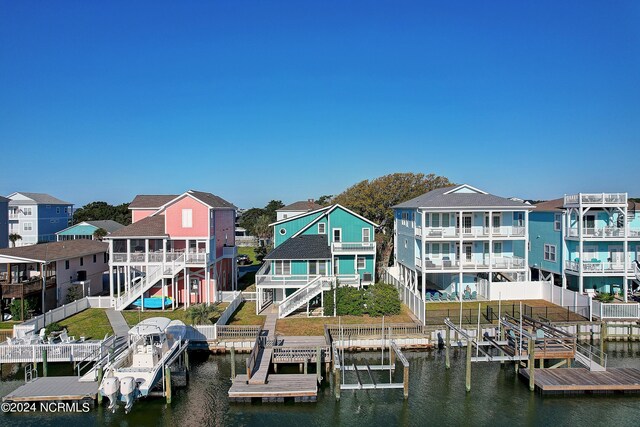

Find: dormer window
<box><xmin>318</xmin><ymin>223</ymin><xmax>326</xmax><ymax>234</ymax></box>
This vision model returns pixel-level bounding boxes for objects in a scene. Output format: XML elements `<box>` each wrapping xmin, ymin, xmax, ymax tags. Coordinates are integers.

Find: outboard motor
<box><xmin>101</xmin><ymin>377</ymin><xmax>120</xmax><ymax>413</ymax></box>
<box><xmin>119</xmin><ymin>377</ymin><xmax>137</xmax><ymax>414</ymax></box>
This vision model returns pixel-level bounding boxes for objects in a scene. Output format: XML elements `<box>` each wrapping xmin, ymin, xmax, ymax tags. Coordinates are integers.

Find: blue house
<box><xmin>529</xmin><ymin>193</ymin><xmax>640</xmax><ymax>301</ymax></box>
<box><xmin>7</xmin><ymin>192</ymin><xmax>73</xmax><ymax>246</ymax></box>
<box><xmin>255</xmin><ymin>204</ymin><xmax>377</xmax><ymax>317</ymax></box>
<box><xmin>0</xmin><ymin>196</ymin><xmax>8</xmax><ymax>249</ymax></box>
<box><xmin>393</xmin><ymin>184</ymin><xmax>533</xmax><ymax>300</ymax></box>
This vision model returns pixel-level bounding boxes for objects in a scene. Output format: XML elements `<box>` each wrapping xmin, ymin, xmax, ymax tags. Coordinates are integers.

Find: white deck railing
<box><xmin>565</xmin><ymin>260</ymin><xmax>631</xmax><ymax>274</ymax></box>
<box><xmin>111</xmin><ymin>251</ymin><xmax>208</xmax><ymax>264</ymax></box>
<box><xmin>564</xmin><ymin>193</ymin><xmax>626</xmax><ymax>206</ymax></box>
<box><xmin>592</xmin><ymin>301</ymin><xmax>640</xmax><ymax>319</ymax></box>
<box><xmin>332</xmin><ymin>241</ymin><xmax>376</xmax><ymax>253</ymax></box>
<box><xmin>278</xmin><ymin>276</ymin><xmax>333</xmax><ymax>318</ymax></box>
<box><xmin>420</xmin><ymin>256</ymin><xmax>525</xmax><ymax>270</ymax></box>
<box><xmin>0</xmin><ymin>336</ymin><xmax>114</xmax><ymax>364</ymax></box>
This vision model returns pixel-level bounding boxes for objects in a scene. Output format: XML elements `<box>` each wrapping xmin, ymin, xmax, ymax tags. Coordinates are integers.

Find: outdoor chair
<box><xmin>433</xmin><ymin>293</ymin><xmax>441</xmax><ymax>302</ymax></box>
<box><xmin>471</xmin><ymin>291</ymin><xmax>477</xmax><ymax>300</ymax></box>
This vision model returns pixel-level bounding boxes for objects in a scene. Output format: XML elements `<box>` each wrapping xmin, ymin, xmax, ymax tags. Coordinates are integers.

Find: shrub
<box><xmin>65</xmin><ymin>285</ymin><xmax>83</xmax><ymax>303</ymax></box>
<box><xmin>336</xmin><ymin>286</ymin><xmax>365</xmax><ymax>316</ymax></box>
<box><xmin>365</xmin><ymin>282</ymin><xmax>401</xmax><ymax>317</ymax></box>
<box><xmin>323</xmin><ymin>289</ymin><xmax>334</xmax><ymax>316</ymax></box>
<box><xmin>10</xmin><ymin>297</ymin><xmax>37</xmax><ymax>321</ymax></box>
<box><xmin>45</xmin><ymin>322</ymin><xmax>62</xmax><ymax>336</ymax></box>
<box><xmin>595</xmin><ymin>292</ymin><xmax>614</xmax><ymax>303</ymax></box>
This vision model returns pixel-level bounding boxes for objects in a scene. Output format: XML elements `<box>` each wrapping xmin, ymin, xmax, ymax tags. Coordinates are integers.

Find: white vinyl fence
<box><xmin>13</xmin><ymin>298</ymin><xmax>92</xmax><ymax>338</ymax></box>
<box><xmin>592</xmin><ymin>301</ymin><xmax>640</xmax><ymax>320</ymax></box>
<box><xmin>383</xmin><ymin>268</ymin><xmax>425</xmax><ymax>325</ymax></box>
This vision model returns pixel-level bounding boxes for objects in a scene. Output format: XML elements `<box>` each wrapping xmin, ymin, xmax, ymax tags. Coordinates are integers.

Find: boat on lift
<box><xmin>99</xmin><ymin>317</ymin><xmax>187</xmax><ymax>413</ymax></box>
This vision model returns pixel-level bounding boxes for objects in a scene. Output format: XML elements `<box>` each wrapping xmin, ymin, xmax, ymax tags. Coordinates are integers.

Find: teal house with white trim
<box><xmin>255</xmin><ymin>204</ymin><xmax>377</xmax><ymax>317</ymax></box>
<box><xmin>529</xmin><ymin>193</ymin><xmax>640</xmax><ymax>300</ymax></box>
<box><xmin>56</xmin><ymin>220</ymin><xmax>125</xmax><ymax>241</ymax></box>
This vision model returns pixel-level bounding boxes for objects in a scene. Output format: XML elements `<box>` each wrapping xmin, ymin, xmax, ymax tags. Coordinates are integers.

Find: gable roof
<box><xmin>0</xmin><ymin>240</ymin><xmax>108</xmax><ymax>263</ymax></box>
<box><xmin>186</xmin><ymin>190</ymin><xmax>236</xmax><ymax>209</ymax></box>
<box><xmin>264</xmin><ymin>235</ymin><xmax>331</xmax><ymax>260</ymax></box>
<box><xmin>270</xmin><ymin>206</ymin><xmax>332</xmax><ymax>226</ymax></box>
<box><xmin>531</xmin><ymin>198</ymin><xmax>564</xmax><ymax>212</ymax></box>
<box><xmin>393</xmin><ymin>185</ymin><xmax>533</xmax><ymax>209</ymax></box>
<box><xmin>291</xmin><ymin>204</ymin><xmax>379</xmax><ymax>238</ymax></box>
<box><xmin>106</xmin><ymin>215</ymin><xmax>167</xmax><ymax>238</ymax></box>
<box><xmin>8</xmin><ymin>192</ymin><xmax>72</xmax><ymax>205</ymax></box>
<box><xmin>129</xmin><ymin>195</ymin><xmax>178</xmax><ymax>209</ymax></box>
<box><xmin>278</xmin><ymin>201</ymin><xmax>323</xmax><ymax>212</ymax></box>
<box><xmin>85</xmin><ymin>220</ymin><xmax>125</xmax><ymax>233</ymax></box>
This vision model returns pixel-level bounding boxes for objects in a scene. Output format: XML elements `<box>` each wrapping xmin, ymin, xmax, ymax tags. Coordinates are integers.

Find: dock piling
<box><xmin>316</xmin><ymin>347</ymin><xmax>322</xmax><ymax>383</ymax></box>
<box><xmin>334</xmin><ymin>368</ymin><xmax>341</xmax><ymax>400</ymax></box>
<box><xmin>528</xmin><ymin>336</ymin><xmax>535</xmax><ymax>391</ymax></box>
<box><xmin>230</xmin><ymin>346</ymin><xmax>236</xmax><ymax>379</ymax></box>
<box><xmin>97</xmin><ymin>366</ymin><xmax>103</xmax><ymax>404</ymax></box>
<box><xmin>445</xmin><ymin>327</ymin><xmax>450</xmax><ymax>370</ymax></box>
<box><xmin>42</xmin><ymin>349</ymin><xmax>47</xmax><ymax>377</ymax></box>
<box><xmin>165</xmin><ymin>366</ymin><xmax>172</xmax><ymax>403</ymax></box>
<box><xmin>465</xmin><ymin>337</ymin><xmax>471</xmax><ymax>392</ymax></box>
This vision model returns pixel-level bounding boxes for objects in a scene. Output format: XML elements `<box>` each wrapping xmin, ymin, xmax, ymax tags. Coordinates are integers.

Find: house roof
<box><xmin>0</xmin><ymin>240</ymin><xmax>108</xmax><ymax>263</ymax></box>
<box><xmin>85</xmin><ymin>220</ymin><xmax>125</xmax><ymax>233</ymax></box>
<box><xmin>8</xmin><ymin>192</ymin><xmax>72</xmax><ymax>205</ymax></box>
<box><xmin>0</xmin><ymin>196</ymin><xmax>8</xmax><ymax>203</ymax></box>
<box><xmin>264</xmin><ymin>235</ymin><xmax>332</xmax><ymax>260</ymax></box>
<box><xmin>393</xmin><ymin>185</ymin><xmax>532</xmax><ymax>209</ymax></box>
<box><xmin>128</xmin><ymin>195</ymin><xmax>178</xmax><ymax>209</ymax></box>
<box><xmin>106</xmin><ymin>215</ymin><xmax>167</xmax><ymax>238</ymax></box>
<box><xmin>278</xmin><ymin>200</ymin><xmax>323</xmax><ymax>212</ymax></box>
<box><xmin>531</xmin><ymin>198</ymin><xmax>564</xmax><ymax>212</ymax></box>
<box><xmin>56</xmin><ymin>220</ymin><xmax>125</xmax><ymax>236</ymax></box>
<box><xmin>186</xmin><ymin>190</ymin><xmax>236</xmax><ymax>209</ymax></box>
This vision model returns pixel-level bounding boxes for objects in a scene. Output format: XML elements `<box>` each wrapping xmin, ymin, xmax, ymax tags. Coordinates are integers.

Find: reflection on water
<box><xmin>1</xmin><ymin>343</ymin><xmax>640</xmax><ymax>426</ymax></box>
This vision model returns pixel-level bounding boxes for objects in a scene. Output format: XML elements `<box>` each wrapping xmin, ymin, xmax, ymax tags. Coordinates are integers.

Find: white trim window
<box><xmin>23</xmin><ymin>207</ymin><xmax>32</xmax><ymax>216</ymax></box>
<box><xmin>432</xmin><ymin>213</ymin><xmax>440</xmax><ymax>228</ymax></box>
<box><xmin>182</xmin><ymin>209</ymin><xmax>193</xmax><ymax>228</ymax></box>
<box><xmin>308</xmin><ymin>260</ymin><xmax>327</xmax><ymax>275</ymax></box>
<box><xmin>362</xmin><ymin>228</ymin><xmax>370</xmax><ymax>242</ymax></box>
<box><xmin>274</xmin><ymin>260</ymin><xmax>291</xmax><ymax>275</ymax></box>
<box><xmin>318</xmin><ymin>223</ymin><xmax>326</xmax><ymax>234</ymax></box>
<box><xmin>554</xmin><ymin>214</ymin><xmax>561</xmax><ymax>232</ymax></box>
<box><xmin>333</xmin><ymin>228</ymin><xmax>342</xmax><ymax>243</ymax></box>
<box><xmin>544</xmin><ymin>244</ymin><xmax>556</xmax><ymax>262</ymax></box>
<box><xmin>23</xmin><ymin>222</ymin><xmax>33</xmax><ymax>231</ymax></box>
<box><xmin>356</xmin><ymin>256</ymin><xmax>366</xmax><ymax>270</ymax></box>
<box><xmin>493</xmin><ymin>242</ymin><xmax>502</xmax><ymax>255</ymax></box>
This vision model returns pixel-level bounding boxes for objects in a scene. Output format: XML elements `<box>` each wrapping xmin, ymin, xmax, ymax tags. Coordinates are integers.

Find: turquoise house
<box><xmin>56</xmin><ymin>220</ymin><xmax>125</xmax><ymax>241</ymax></box>
<box><xmin>255</xmin><ymin>204</ymin><xmax>378</xmax><ymax>317</ymax></box>
<box><xmin>529</xmin><ymin>193</ymin><xmax>640</xmax><ymax>300</ymax></box>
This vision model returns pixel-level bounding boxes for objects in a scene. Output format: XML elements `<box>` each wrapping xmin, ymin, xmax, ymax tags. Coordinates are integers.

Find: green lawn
<box><xmin>227</xmin><ymin>302</ymin><xmax>265</xmax><ymax>326</ymax></box>
<box><xmin>238</xmin><ymin>246</ymin><xmax>260</xmax><ymax>265</ymax></box>
<box><xmin>58</xmin><ymin>309</ymin><xmax>113</xmax><ymax>340</ymax></box>
<box><xmin>0</xmin><ymin>321</ymin><xmax>19</xmax><ymax>330</ymax></box>
<box><xmin>122</xmin><ymin>303</ymin><xmax>229</xmax><ymax>327</ymax></box>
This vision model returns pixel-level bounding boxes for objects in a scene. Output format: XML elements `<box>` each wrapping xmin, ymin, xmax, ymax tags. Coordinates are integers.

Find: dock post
<box><xmin>465</xmin><ymin>337</ymin><xmax>471</xmax><ymax>392</ymax></box>
<box><xmin>42</xmin><ymin>349</ymin><xmax>48</xmax><ymax>377</ymax></box>
<box><xmin>316</xmin><ymin>347</ymin><xmax>322</xmax><ymax>383</ymax></box>
<box><xmin>185</xmin><ymin>350</ymin><xmax>190</xmax><ymax>371</ymax></box>
<box><xmin>97</xmin><ymin>366</ymin><xmax>104</xmax><ymax>404</ymax></box>
<box><xmin>600</xmin><ymin>322</ymin><xmax>607</xmax><ymax>360</ymax></box>
<box><xmin>528</xmin><ymin>336</ymin><xmax>535</xmax><ymax>392</ymax></box>
<box><xmin>403</xmin><ymin>364</ymin><xmax>409</xmax><ymax>400</ymax></box>
<box><xmin>304</xmin><ymin>359</ymin><xmax>308</xmax><ymax>375</ymax></box>
<box><xmin>230</xmin><ymin>346</ymin><xmax>236</xmax><ymax>379</ymax></box>
<box><xmin>165</xmin><ymin>366</ymin><xmax>172</xmax><ymax>403</ymax></box>
<box><xmin>334</xmin><ymin>368</ymin><xmax>341</xmax><ymax>400</ymax></box>
<box><xmin>445</xmin><ymin>327</ymin><xmax>450</xmax><ymax>369</ymax></box>
<box><xmin>500</xmin><ymin>327</ymin><xmax>505</xmax><ymax>366</ymax></box>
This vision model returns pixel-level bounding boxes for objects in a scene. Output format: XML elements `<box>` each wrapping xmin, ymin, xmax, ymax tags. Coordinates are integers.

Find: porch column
<box><xmin>524</xmin><ymin>209</ymin><xmax>530</xmax><ymax>280</ymax></box>
<box><xmin>488</xmin><ymin>210</ymin><xmax>493</xmax><ymax>297</ymax></box>
<box><xmin>578</xmin><ymin>203</ymin><xmax>584</xmax><ymax>294</ymax></box>
<box><xmin>116</xmin><ymin>266</ymin><xmax>121</xmax><ymax>299</ymax></box>
<box><xmin>205</xmin><ymin>265</ymin><xmax>210</xmax><ymax>305</ymax></box>
<box><xmin>145</xmin><ymin>239</ymin><xmax>149</xmax><ymax>263</ymax></box>
<box><xmin>185</xmin><ymin>269</ymin><xmax>190</xmax><ymax>310</ymax></box>
<box><xmin>162</xmin><ymin>278</ymin><xmax>166</xmax><ymax>310</ymax></box>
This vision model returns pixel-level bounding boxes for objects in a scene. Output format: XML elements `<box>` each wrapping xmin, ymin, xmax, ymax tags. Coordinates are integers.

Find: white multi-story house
<box><xmin>7</xmin><ymin>192</ymin><xmax>73</xmax><ymax>246</ymax></box>
<box><xmin>393</xmin><ymin>184</ymin><xmax>533</xmax><ymax>300</ymax></box>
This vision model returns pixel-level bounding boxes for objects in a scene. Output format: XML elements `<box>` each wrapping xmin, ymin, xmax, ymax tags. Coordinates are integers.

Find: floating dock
<box><xmin>520</xmin><ymin>367</ymin><xmax>640</xmax><ymax>394</ymax></box>
<box><xmin>229</xmin><ymin>374</ymin><xmax>318</xmax><ymax>402</ymax></box>
<box><xmin>3</xmin><ymin>376</ymin><xmax>98</xmax><ymax>403</ymax></box>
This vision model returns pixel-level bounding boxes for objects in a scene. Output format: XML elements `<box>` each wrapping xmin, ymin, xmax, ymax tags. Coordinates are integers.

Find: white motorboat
<box><xmin>99</xmin><ymin>317</ymin><xmax>187</xmax><ymax>413</ymax></box>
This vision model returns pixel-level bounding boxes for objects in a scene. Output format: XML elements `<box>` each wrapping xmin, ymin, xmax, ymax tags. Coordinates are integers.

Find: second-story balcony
<box><xmin>419</xmin><ymin>226</ymin><xmax>525</xmax><ymax>239</ymax></box>
<box><xmin>564</xmin><ymin>193</ymin><xmax>626</xmax><ymax>207</ymax></box>
<box><xmin>417</xmin><ymin>255</ymin><xmax>525</xmax><ymax>271</ymax></box>
<box><xmin>567</xmin><ymin>226</ymin><xmax>627</xmax><ymax>239</ymax></box>
<box><xmin>332</xmin><ymin>241</ymin><xmax>376</xmax><ymax>254</ymax></box>
<box><xmin>112</xmin><ymin>250</ymin><xmax>208</xmax><ymax>265</ymax></box>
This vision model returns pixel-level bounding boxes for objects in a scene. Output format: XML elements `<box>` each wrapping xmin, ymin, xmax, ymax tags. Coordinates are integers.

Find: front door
<box><xmin>333</xmin><ymin>257</ymin><xmax>339</xmax><ymax>275</ymax></box>
<box><xmin>609</xmin><ymin>246</ymin><xmax>624</xmax><ymax>268</ymax></box>
<box><xmin>463</xmin><ymin>243</ymin><xmax>473</xmax><ymax>263</ymax></box>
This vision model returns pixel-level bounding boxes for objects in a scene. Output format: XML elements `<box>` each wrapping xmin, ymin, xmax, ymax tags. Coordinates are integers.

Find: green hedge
<box><xmin>323</xmin><ymin>282</ymin><xmax>400</xmax><ymax>317</ymax></box>
<box><xmin>366</xmin><ymin>282</ymin><xmax>401</xmax><ymax>316</ymax></box>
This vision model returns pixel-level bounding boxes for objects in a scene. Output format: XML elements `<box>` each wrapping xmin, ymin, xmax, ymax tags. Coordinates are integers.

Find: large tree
<box><xmin>73</xmin><ymin>201</ymin><xmax>131</xmax><ymax>225</ymax></box>
<box><xmin>238</xmin><ymin>200</ymin><xmax>284</xmax><ymax>237</ymax></box>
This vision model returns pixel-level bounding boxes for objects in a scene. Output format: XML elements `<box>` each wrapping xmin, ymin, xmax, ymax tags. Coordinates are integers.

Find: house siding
<box><xmin>528</xmin><ymin>212</ymin><xmax>563</xmax><ymax>274</ymax></box>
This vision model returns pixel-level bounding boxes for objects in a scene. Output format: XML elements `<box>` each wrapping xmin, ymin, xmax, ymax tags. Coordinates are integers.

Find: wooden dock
<box><xmin>229</xmin><ymin>374</ymin><xmax>318</xmax><ymax>402</ymax></box>
<box><xmin>520</xmin><ymin>367</ymin><xmax>640</xmax><ymax>394</ymax></box>
<box><xmin>3</xmin><ymin>376</ymin><xmax>98</xmax><ymax>403</ymax></box>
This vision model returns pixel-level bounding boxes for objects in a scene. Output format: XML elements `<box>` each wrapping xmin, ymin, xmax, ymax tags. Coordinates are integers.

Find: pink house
<box><xmin>106</xmin><ymin>190</ymin><xmax>237</xmax><ymax>311</ymax></box>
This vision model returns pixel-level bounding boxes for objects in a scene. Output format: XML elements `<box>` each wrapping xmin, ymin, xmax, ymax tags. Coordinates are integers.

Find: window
<box><xmin>554</xmin><ymin>214</ymin><xmax>561</xmax><ymax>231</ymax></box>
<box><xmin>493</xmin><ymin>214</ymin><xmax>501</xmax><ymax>228</ymax></box>
<box><xmin>442</xmin><ymin>243</ymin><xmax>450</xmax><ymax>257</ymax></box>
<box><xmin>23</xmin><ymin>222</ymin><xmax>32</xmax><ymax>231</ymax></box>
<box><xmin>424</xmin><ymin>213</ymin><xmax>430</xmax><ymax>227</ymax></box>
<box><xmin>309</xmin><ymin>261</ymin><xmax>317</xmax><ymax>275</ymax></box>
<box><xmin>404</xmin><ymin>239</ymin><xmax>408</xmax><ymax>249</ymax></box>
<box><xmin>319</xmin><ymin>261</ymin><xmax>326</xmax><ymax>275</ymax></box>
<box><xmin>23</xmin><ymin>207</ymin><xmax>32</xmax><ymax>216</ymax></box>
<box><xmin>357</xmin><ymin>256</ymin><xmax>365</xmax><ymax>270</ymax></box>
<box><xmin>333</xmin><ymin>228</ymin><xmax>342</xmax><ymax>243</ymax></box>
<box><xmin>279</xmin><ymin>228</ymin><xmax>287</xmax><ymax>235</ymax></box>
<box><xmin>65</xmin><ymin>260</ymin><xmax>70</xmax><ymax>270</ymax></box>
<box><xmin>274</xmin><ymin>260</ymin><xmax>291</xmax><ymax>275</ymax></box>
<box><xmin>182</xmin><ymin>209</ymin><xmax>193</xmax><ymax>228</ymax></box>
<box><xmin>362</xmin><ymin>228</ymin><xmax>370</xmax><ymax>242</ymax></box>
<box><xmin>442</xmin><ymin>214</ymin><xmax>450</xmax><ymax>227</ymax></box>
<box><xmin>514</xmin><ymin>212</ymin><xmax>524</xmax><ymax>227</ymax></box>
<box><xmin>308</xmin><ymin>260</ymin><xmax>327</xmax><ymax>275</ymax></box>
<box><xmin>93</xmin><ymin>254</ymin><xmax>97</xmax><ymax>263</ymax></box>
<box><xmin>318</xmin><ymin>223</ymin><xmax>326</xmax><ymax>234</ymax></box>
<box><xmin>80</xmin><ymin>257</ymin><xmax>84</xmax><ymax>266</ymax></box>
<box><xmin>56</xmin><ymin>207</ymin><xmax>60</xmax><ymax>214</ymax></box>
<box><xmin>432</xmin><ymin>243</ymin><xmax>441</xmax><ymax>257</ymax></box>
<box><xmin>432</xmin><ymin>213</ymin><xmax>440</xmax><ymax>228</ymax></box>
<box><xmin>283</xmin><ymin>214</ymin><xmax>288</xmax><ymax>219</ymax></box>
<box><xmin>493</xmin><ymin>242</ymin><xmax>502</xmax><ymax>254</ymax></box>
<box><xmin>544</xmin><ymin>244</ymin><xmax>557</xmax><ymax>262</ymax></box>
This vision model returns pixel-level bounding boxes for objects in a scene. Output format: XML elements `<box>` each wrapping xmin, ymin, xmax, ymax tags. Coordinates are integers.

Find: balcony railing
<box><xmin>567</xmin><ymin>227</ymin><xmax>627</xmax><ymax>238</ymax></box>
<box><xmin>112</xmin><ymin>251</ymin><xmax>208</xmax><ymax>264</ymax></box>
<box><xmin>419</xmin><ymin>256</ymin><xmax>525</xmax><ymax>270</ymax></box>
<box><xmin>421</xmin><ymin>226</ymin><xmax>525</xmax><ymax>238</ymax></box>
<box><xmin>8</xmin><ymin>213</ymin><xmax>19</xmax><ymax>220</ymax></box>
<box><xmin>565</xmin><ymin>260</ymin><xmax>633</xmax><ymax>274</ymax></box>
<box><xmin>1</xmin><ymin>276</ymin><xmax>56</xmax><ymax>298</ymax></box>
<box><xmin>564</xmin><ymin>193</ymin><xmax>626</xmax><ymax>206</ymax></box>
<box><xmin>332</xmin><ymin>242</ymin><xmax>376</xmax><ymax>253</ymax></box>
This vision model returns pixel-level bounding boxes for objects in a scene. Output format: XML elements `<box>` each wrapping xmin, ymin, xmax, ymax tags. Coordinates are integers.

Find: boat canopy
<box><xmin>128</xmin><ymin>317</ymin><xmax>173</xmax><ymax>338</ymax></box>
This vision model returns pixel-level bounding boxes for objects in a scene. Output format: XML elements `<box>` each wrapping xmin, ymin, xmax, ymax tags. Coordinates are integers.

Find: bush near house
<box><xmin>323</xmin><ymin>282</ymin><xmax>400</xmax><ymax>317</ymax></box>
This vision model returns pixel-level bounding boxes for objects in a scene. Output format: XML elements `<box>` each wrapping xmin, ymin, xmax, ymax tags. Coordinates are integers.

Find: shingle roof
<box><xmin>107</xmin><ymin>215</ymin><xmax>167</xmax><ymax>238</ymax></box>
<box><xmin>9</xmin><ymin>192</ymin><xmax>72</xmax><ymax>205</ymax></box>
<box><xmin>0</xmin><ymin>240</ymin><xmax>108</xmax><ymax>262</ymax></box>
<box><xmin>0</xmin><ymin>196</ymin><xmax>8</xmax><ymax>203</ymax></box>
<box><xmin>531</xmin><ymin>198</ymin><xmax>564</xmax><ymax>212</ymax></box>
<box><xmin>393</xmin><ymin>185</ymin><xmax>531</xmax><ymax>209</ymax></box>
<box><xmin>278</xmin><ymin>201</ymin><xmax>323</xmax><ymax>212</ymax></box>
<box><xmin>128</xmin><ymin>195</ymin><xmax>178</xmax><ymax>209</ymax></box>
<box><xmin>187</xmin><ymin>190</ymin><xmax>236</xmax><ymax>209</ymax></box>
<box><xmin>264</xmin><ymin>235</ymin><xmax>331</xmax><ymax>260</ymax></box>
<box><xmin>85</xmin><ymin>220</ymin><xmax>125</xmax><ymax>233</ymax></box>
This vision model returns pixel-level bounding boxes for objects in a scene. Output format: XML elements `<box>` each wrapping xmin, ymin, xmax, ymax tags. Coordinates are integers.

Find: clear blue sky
<box><xmin>1</xmin><ymin>1</ymin><xmax>638</xmax><ymax>208</ymax></box>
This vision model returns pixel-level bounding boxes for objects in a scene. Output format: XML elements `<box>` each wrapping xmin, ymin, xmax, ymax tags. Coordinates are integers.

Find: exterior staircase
<box><xmin>278</xmin><ymin>276</ymin><xmax>333</xmax><ymax>318</ymax></box>
<box><xmin>115</xmin><ymin>254</ymin><xmax>186</xmax><ymax>310</ymax></box>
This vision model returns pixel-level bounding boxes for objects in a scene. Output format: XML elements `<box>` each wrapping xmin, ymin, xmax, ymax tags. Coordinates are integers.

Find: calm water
<box><xmin>2</xmin><ymin>342</ymin><xmax>640</xmax><ymax>426</ymax></box>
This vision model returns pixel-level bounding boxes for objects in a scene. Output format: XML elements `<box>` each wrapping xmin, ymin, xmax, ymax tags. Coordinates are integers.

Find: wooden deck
<box><xmin>3</xmin><ymin>376</ymin><xmax>98</xmax><ymax>402</ymax></box>
<box><xmin>520</xmin><ymin>367</ymin><xmax>640</xmax><ymax>394</ymax></box>
<box><xmin>229</xmin><ymin>374</ymin><xmax>318</xmax><ymax>402</ymax></box>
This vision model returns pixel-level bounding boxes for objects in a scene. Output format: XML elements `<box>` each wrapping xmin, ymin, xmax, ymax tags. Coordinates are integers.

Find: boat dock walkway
<box><xmin>520</xmin><ymin>367</ymin><xmax>640</xmax><ymax>394</ymax></box>
<box><xmin>3</xmin><ymin>376</ymin><xmax>98</xmax><ymax>403</ymax></box>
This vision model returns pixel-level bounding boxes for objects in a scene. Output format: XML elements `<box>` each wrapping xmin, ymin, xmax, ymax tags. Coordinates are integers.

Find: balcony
<box><xmin>565</xmin><ymin>260</ymin><xmax>632</xmax><ymax>274</ymax></box>
<box><xmin>420</xmin><ymin>226</ymin><xmax>525</xmax><ymax>239</ymax></box>
<box><xmin>332</xmin><ymin>241</ymin><xmax>376</xmax><ymax>254</ymax></box>
<box><xmin>564</xmin><ymin>193</ymin><xmax>626</xmax><ymax>207</ymax></box>
<box><xmin>418</xmin><ymin>256</ymin><xmax>525</xmax><ymax>271</ymax></box>
<box><xmin>8</xmin><ymin>213</ymin><xmax>19</xmax><ymax>220</ymax></box>
<box><xmin>567</xmin><ymin>227</ymin><xmax>627</xmax><ymax>239</ymax></box>
<box><xmin>0</xmin><ymin>276</ymin><xmax>56</xmax><ymax>299</ymax></box>
<box><xmin>112</xmin><ymin>251</ymin><xmax>208</xmax><ymax>264</ymax></box>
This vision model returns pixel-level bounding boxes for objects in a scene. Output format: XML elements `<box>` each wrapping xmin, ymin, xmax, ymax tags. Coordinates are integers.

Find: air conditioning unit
<box><xmin>363</xmin><ymin>273</ymin><xmax>373</xmax><ymax>282</ymax></box>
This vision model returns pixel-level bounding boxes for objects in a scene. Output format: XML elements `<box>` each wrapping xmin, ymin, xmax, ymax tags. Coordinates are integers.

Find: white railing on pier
<box><xmin>592</xmin><ymin>301</ymin><xmax>640</xmax><ymax>319</ymax></box>
<box><xmin>278</xmin><ymin>276</ymin><xmax>332</xmax><ymax>318</ymax></box>
<box><xmin>0</xmin><ymin>336</ymin><xmax>114</xmax><ymax>364</ymax></box>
